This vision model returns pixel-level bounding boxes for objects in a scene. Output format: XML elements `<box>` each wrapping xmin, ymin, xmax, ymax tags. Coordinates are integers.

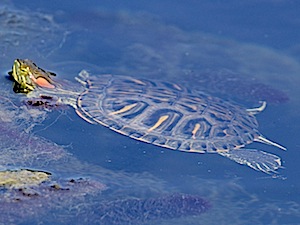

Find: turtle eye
<box><xmin>48</xmin><ymin>71</ymin><xmax>57</xmax><ymax>77</ymax></box>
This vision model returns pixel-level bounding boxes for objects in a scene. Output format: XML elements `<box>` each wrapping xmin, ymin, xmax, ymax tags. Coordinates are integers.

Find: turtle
<box><xmin>10</xmin><ymin>58</ymin><xmax>286</xmax><ymax>174</ymax></box>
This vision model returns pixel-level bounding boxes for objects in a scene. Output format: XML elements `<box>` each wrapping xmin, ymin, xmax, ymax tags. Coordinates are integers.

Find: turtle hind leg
<box><xmin>218</xmin><ymin>149</ymin><xmax>282</xmax><ymax>174</ymax></box>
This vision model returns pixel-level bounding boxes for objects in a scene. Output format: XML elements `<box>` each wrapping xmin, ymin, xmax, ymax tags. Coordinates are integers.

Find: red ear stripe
<box><xmin>36</xmin><ymin>77</ymin><xmax>55</xmax><ymax>89</ymax></box>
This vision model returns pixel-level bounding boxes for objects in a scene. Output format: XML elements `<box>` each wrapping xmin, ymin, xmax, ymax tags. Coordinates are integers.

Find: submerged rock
<box><xmin>0</xmin><ymin>169</ymin><xmax>50</xmax><ymax>189</ymax></box>
<box><xmin>0</xmin><ymin>169</ymin><xmax>106</xmax><ymax>225</ymax></box>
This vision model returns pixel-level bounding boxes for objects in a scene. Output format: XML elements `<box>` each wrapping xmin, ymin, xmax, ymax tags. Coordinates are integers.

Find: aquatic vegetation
<box><xmin>96</xmin><ymin>193</ymin><xmax>210</xmax><ymax>224</ymax></box>
<box><xmin>0</xmin><ymin>4</ymin><xmax>67</xmax><ymax>60</ymax></box>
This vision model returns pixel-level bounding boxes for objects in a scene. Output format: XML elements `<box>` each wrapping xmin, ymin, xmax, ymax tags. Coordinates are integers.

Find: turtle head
<box><xmin>10</xmin><ymin>59</ymin><xmax>56</xmax><ymax>93</ymax></box>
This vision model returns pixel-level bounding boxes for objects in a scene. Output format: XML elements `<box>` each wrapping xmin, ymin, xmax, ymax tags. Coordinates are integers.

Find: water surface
<box><xmin>1</xmin><ymin>0</ymin><xmax>300</xmax><ymax>224</ymax></box>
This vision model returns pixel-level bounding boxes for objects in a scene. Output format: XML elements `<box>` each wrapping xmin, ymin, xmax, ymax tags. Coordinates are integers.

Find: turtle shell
<box><xmin>76</xmin><ymin>74</ymin><xmax>260</xmax><ymax>153</ymax></box>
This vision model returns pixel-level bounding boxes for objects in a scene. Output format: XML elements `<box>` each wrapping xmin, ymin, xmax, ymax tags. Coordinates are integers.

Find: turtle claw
<box><xmin>75</xmin><ymin>70</ymin><xmax>90</xmax><ymax>86</ymax></box>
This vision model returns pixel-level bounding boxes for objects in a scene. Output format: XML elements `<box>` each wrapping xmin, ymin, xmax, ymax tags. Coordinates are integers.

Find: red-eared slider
<box><xmin>10</xmin><ymin>59</ymin><xmax>286</xmax><ymax>174</ymax></box>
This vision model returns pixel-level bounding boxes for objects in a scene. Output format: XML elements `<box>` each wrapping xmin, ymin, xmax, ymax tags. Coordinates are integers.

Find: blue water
<box><xmin>1</xmin><ymin>0</ymin><xmax>300</xmax><ymax>224</ymax></box>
